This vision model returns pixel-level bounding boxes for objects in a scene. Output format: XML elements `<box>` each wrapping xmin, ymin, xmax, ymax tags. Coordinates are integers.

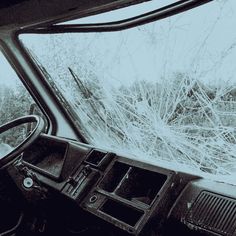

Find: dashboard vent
<box><xmin>187</xmin><ymin>191</ymin><xmax>236</xmax><ymax>236</ymax></box>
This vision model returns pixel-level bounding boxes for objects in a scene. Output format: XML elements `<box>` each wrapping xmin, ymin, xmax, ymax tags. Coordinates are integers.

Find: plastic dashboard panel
<box><xmin>80</xmin><ymin>159</ymin><xmax>174</xmax><ymax>234</ymax></box>
<box><xmin>78</xmin><ymin>155</ymin><xmax>200</xmax><ymax>235</ymax></box>
<box><xmin>7</xmin><ymin>134</ymin><xmax>236</xmax><ymax>236</ymax></box>
<box><xmin>168</xmin><ymin>179</ymin><xmax>236</xmax><ymax>236</ymax></box>
<box><xmin>7</xmin><ymin>134</ymin><xmax>200</xmax><ymax>235</ymax></box>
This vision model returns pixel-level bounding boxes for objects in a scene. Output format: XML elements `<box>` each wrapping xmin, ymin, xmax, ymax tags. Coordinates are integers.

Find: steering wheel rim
<box><xmin>0</xmin><ymin>115</ymin><xmax>45</xmax><ymax>169</ymax></box>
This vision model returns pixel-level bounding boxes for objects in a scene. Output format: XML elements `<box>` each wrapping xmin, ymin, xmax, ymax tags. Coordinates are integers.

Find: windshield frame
<box><xmin>15</xmin><ymin>0</ymin><xmax>213</xmax><ymax>144</ymax></box>
<box><xmin>11</xmin><ymin>35</ymin><xmax>89</xmax><ymax>143</ymax></box>
<box><xmin>0</xmin><ymin>41</ymin><xmax>52</xmax><ymax>134</ymax></box>
<box><xmin>20</xmin><ymin>0</ymin><xmax>212</xmax><ymax>33</ymax></box>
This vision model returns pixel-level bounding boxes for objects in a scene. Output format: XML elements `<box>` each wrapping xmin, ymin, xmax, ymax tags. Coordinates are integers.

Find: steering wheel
<box><xmin>0</xmin><ymin>115</ymin><xmax>45</xmax><ymax>169</ymax></box>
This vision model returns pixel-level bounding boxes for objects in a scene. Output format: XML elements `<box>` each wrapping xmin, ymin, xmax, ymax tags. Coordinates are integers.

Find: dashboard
<box><xmin>6</xmin><ymin>134</ymin><xmax>236</xmax><ymax>236</ymax></box>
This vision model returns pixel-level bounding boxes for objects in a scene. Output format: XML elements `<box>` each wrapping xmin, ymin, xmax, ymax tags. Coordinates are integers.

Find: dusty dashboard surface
<box><xmin>81</xmin><ymin>160</ymin><xmax>173</xmax><ymax>234</ymax></box>
<box><xmin>6</xmin><ymin>133</ymin><xmax>236</xmax><ymax>236</ymax></box>
<box><xmin>22</xmin><ymin>137</ymin><xmax>67</xmax><ymax>178</ymax></box>
<box><xmin>14</xmin><ymin>134</ymin><xmax>193</xmax><ymax>235</ymax></box>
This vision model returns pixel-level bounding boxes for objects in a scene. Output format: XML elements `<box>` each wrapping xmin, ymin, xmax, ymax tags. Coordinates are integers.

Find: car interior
<box><xmin>1</xmin><ymin>0</ymin><xmax>236</xmax><ymax>235</ymax></box>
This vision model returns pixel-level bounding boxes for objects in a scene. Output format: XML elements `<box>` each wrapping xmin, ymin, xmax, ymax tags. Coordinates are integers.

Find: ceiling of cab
<box><xmin>0</xmin><ymin>0</ymin><xmax>29</xmax><ymax>9</ymax></box>
<box><xmin>0</xmin><ymin>0</ymin><xmax>147</xmax><ymax>30</ymax></box>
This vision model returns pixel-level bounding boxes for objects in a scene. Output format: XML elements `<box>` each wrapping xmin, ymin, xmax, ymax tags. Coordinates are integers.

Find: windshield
<box><xmin>19</xmin><ymin>0</ymin><xmax>236</xmax><ymax>181</ymax></box>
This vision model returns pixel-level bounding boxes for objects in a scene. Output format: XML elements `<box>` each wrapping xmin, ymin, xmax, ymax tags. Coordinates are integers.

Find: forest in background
<box><xmin>44</xmin><ymin>68</ymin><xmax>236</xmax><ymax>176</ymax></box>
<box><xmin>0</xmin><ymin>84</ymin><xmax>32</xmax><ymax>147</ymax></box>
<box><xmin>1</xmin><ymin>65</ymin><xmax>236</xmax><ymax>176</ymax></box>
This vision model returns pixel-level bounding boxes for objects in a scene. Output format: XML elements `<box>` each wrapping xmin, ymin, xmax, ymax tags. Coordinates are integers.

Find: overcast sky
<box><xmin>19</xmin><ymin>0</ymin><xmax>236</xmax><ymax>90</ymax></box>
<box><xmin>2</xmin><ymin>0</ymin><xmax>236</xmax><ymax>90</ymax></box>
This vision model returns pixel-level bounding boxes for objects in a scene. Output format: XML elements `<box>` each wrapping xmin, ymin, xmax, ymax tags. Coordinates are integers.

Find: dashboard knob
<box><xmin>23</xmin><ymin>177</ymin><xmax>34</xmax><ymax>188</ymax></box>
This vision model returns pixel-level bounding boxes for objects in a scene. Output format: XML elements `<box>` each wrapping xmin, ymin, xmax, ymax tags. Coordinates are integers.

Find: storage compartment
<box><xmin>100</xmin><ymin>199</ymin><xmax>144</xmax><ymax>226</ymax></box>
<box><xmin>116</xmin><ymin>167</ymin><xmax>167</xmax><ymax>205</ymax></box>
<box><xmin>23</xmin><ymin>137</ymin><xmax>67</xmax><ymax>177</ymax></box>
<box><xmin>86</xmin><ymin>149</ymin><xmax>107</xmax><ymax>166</ymax></box>
<box><xmin>99</xmin><ymin>161</ymin><xmax>167</xmax><ymax>205</ymax></box>
<box><xmin>99</xmin><ymin>162</ymin><xmax>130</xmax><ymax>192</ymax></box>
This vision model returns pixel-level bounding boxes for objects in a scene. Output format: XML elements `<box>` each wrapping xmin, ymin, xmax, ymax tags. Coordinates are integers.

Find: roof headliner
<box><xmin>0</xmin><ymin>0</ymin><xmax>28</xmax><ymax>9</ymax></box>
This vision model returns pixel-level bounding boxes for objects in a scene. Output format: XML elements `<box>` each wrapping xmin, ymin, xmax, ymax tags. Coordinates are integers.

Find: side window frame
<box><xmin>0</xmin><ymin>43</ymin><xmax>50</xmax><ymax>134</ymax></box>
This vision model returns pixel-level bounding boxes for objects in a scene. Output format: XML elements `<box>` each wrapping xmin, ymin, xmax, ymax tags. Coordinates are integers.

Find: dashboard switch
<box><xmin>62</xmin><ymin>165</ymin><xmax>99</xmax><ymax>203</ymax></box>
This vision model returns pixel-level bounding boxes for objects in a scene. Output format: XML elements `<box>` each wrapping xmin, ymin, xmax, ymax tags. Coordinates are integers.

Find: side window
<box><xmin>0</xmin><ymin>50</ymin><xmax>45</xmax><ymax>152</ymax></box>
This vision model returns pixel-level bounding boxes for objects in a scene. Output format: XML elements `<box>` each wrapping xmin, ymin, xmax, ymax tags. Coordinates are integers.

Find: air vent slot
<box><xmin>187</xmin><ymin>191</ymin><xmax>236</xmax><ymax>236</ymax></box>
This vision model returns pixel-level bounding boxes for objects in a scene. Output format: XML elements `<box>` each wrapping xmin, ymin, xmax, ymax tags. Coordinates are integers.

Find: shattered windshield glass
<box><xmin>20</xmin><ymin>0</ymin><xmax>236</xmax><ymax>181</ymax></box>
